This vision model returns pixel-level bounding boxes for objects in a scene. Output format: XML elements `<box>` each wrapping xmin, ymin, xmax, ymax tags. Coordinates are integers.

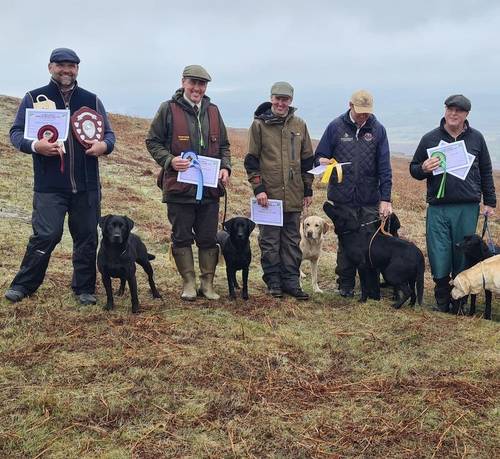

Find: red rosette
<box><xmin>37</xmin><ymin>125</ymin><xmax>59</xmax><ymax>143</ymax></box>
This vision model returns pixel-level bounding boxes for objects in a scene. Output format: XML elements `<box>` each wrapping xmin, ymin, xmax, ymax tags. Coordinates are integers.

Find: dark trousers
<box><xmin>10</xmin><ymin>191</ymin><xmax>100</xmax><ymax>295</ymax></box>
<box><xmin>335</xmin><ymin>205</ymin><xmax>379</xmax><ymax>291</ymax></box>
<box><xmin>167</xmin><ymin>201</ymin><xmax>219</xmax><ymax>249</ymax></box>
<box><xmin>258</xmin><ymin>212</ymin><xmax>302</xmax><ymax>290</ymax></box>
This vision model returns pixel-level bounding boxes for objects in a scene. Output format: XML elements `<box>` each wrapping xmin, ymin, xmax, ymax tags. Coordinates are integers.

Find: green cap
<box><xmin>182</xmin><ymin>65</ymin><xmax>211</xmax><ymax>82</ymax></box>
<box><xmin>271</xmin><ymin>81</ymin><xmax>294</xmax><ymax>98</ymax></box>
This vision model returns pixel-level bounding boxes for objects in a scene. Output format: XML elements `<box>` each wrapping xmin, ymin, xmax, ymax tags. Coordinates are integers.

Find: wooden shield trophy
<box><xmin>71</xmin><ymin>106</ymin><xmax>104</xmax><ymax>149</ymax></box>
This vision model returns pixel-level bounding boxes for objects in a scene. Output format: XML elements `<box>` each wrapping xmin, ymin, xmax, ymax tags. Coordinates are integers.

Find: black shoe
<box><xmin>76</xmin><ymin>293</ymin><xmax>97</xmax><ymax>305</ymax></box>
<box><xmin>432</xmin><ymin>302</ymin><xmax>450</xmax><ymax>313</ymax></box>
<box><xmin>4</xmin><ymin>288</ymin><xmax>26</xmax><ymax>302</ymax></box>
<box><xmin>267</xmin><ymin>285</ymin><xmax>283</xmax><ymax>298</ymax></box>
<box><xmin>283</xmin><ymin>287</ymin><xmax>309</xmax><ymax>300</ymax></box>
<box><xmin>339</xmin><ymin>288</ymin><xmax>354</xmax><ymax>298</ymax></box>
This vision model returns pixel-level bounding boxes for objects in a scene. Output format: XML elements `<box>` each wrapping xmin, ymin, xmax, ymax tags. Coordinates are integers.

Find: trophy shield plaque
<box><xmin>71</xmin><ymin>106</ymin><xmax>104</xmax><ymax>149</ymax></box>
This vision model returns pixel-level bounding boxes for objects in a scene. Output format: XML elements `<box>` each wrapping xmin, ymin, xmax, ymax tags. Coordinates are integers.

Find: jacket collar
<box><xmin>254</xmin><ymin>101</ymin><xmax>296</xmax><ymax>124</ymax></box>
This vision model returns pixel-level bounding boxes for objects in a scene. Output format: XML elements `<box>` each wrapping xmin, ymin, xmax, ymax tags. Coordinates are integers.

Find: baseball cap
<box><xmin>350</xmin><ymin>89</ymin><xmax>373</xmax><ymax>114</ymax></box>
<box><xmin>271</xmin><ymin>81</ymin><xmax>294</xmax><ymax>98</ymax></box>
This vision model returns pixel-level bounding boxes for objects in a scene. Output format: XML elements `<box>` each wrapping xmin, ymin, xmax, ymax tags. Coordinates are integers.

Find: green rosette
<box><xmin>431</xmin><ymin>151</ymin><xmax>446</xmax><ymax>199</ymax></box>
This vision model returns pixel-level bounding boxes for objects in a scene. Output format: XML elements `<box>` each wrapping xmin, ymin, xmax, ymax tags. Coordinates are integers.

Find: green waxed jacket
<box><xmin>146</xmin><ymin>89</ymin><xmax>231</xmax><ymax>203</ymax></box>
<box><xmin>244</xmin><ymin>102</ymin><xmax>314</xmax><ymax>212</ymax></box>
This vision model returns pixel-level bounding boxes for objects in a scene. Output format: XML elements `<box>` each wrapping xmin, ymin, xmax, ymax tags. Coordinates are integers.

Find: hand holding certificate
<box><xmin>250</xmin><ymin>198</ymin><xmax>283</xmax><ymax>227</ymax></box>
<box><xmin>178</xmin><ymin>153</ymin><xmax>221</xmax><ymax>188</ymax></box>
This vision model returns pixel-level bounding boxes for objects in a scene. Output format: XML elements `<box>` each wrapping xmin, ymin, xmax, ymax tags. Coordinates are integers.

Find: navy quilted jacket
<box><xmin>314</xmin><ymin>110</ymin><xmax>392</xmax><ymax>207</ymax></box>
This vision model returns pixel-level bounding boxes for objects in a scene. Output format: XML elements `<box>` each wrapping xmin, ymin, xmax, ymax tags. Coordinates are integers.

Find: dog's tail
<box><xmin>416</xmin><ymin>256</ymin><xmax>425</xmax><ymax>306</ymax></box>
<box><xmin>147</xmin><ymin>253</ymin><xmax>155</xmax><ymax>261</ymax></box>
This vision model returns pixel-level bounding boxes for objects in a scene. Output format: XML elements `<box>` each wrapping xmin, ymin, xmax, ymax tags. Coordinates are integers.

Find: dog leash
<box><xmin>481</xmin><ymin>215</ymin><xmax>496</xmax><ymax>254</ymax></box>
<box><xmin>220</xmin><ymin>182</ymin><xmax>227</xmax><ymax>230</ymax></box>
<box><xmin>368</xmin><ymin>215</ymin><xmax>392</xmax><ymax>267</ymax></box>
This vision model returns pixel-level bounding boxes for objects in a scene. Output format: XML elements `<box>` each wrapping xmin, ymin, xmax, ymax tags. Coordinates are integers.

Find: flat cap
<box><xmin>182</xmin><ymin>65</ymin><xmax>211</xmax><ymax>82</ymax></box>
<box><xmin>445</xmin><ymin>94</ymin><xmax>471</xmax><ymax>112</ymax></box>
<box><xmin>49</xmin><ymin>48</ymin><xmax>80</xmax><ymax>64</ymax></box>
<box><xmin>271</xmin><ymin>81</ymin><xmax>294</xmax><ymax>98</ymax></box>
<box><xmin>350</xmin><ymin>89</ymin><xmax>373</xmax><ymax>114</ymax></box>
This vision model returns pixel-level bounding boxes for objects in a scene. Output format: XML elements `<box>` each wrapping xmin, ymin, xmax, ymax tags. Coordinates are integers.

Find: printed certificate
<box><xmin>178</xmin><ymin>155</ymin><xmax>221</xmax><ymax>188</ymax></box>
<box><xmin>24</xmin><ymin>109</ymin><xmax>71</xmax><ymax>141</ymax></box>
<box><xmin>427</xmin><ymin>140</ymin><xmax>469</xmax><ymax>176</ymax></box>
<box><xmin>250</xmin><ymin>198</ymin><xmax>283</xmax><ymax>227</ymax></box>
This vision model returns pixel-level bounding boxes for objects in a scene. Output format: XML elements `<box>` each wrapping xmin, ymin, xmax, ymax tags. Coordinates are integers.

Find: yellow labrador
<box><xmin>300</xmin><ymin>216</ymin><xmax>329</xmax><ymax>293</ymax></box>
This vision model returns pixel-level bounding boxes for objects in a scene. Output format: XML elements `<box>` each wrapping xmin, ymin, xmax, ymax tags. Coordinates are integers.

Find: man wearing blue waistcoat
<box><xmin>5</xmin><ymin>48</ymin><xmax>115</xmax><ymax>305</ymax></box>
<box><xmin>315</xmin><ymin>90</ymin><xmax>392</xmax><ymax>298</ymax></box>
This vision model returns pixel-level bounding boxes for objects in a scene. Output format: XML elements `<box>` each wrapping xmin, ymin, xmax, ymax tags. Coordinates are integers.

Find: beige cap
<box><xmin>182</xmin><ymin>65</ymin><xmax>212</xmax><ymax>82</ymax></box>
<box><xmin>350</xmin><ymin>89</ymin><xmax>374</xmax><ymax>114</ymax></box>
<box><xmin>271</xmin><ymin>81</ymin><xmax>294</xmax><ymax>98</ymax></box>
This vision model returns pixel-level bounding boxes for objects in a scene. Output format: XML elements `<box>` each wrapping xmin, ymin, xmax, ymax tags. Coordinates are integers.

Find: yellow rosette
<box><xmin>321</xmin><ymin>158</ymin><xmax>343</xmax><ymax>184</ymax></box>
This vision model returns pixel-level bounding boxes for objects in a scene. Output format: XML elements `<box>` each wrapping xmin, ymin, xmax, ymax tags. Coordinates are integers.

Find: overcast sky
<box><xmin>2</xmin><ymin>0</ymin><xmax>499</xmax><ymax>157</ymax></box>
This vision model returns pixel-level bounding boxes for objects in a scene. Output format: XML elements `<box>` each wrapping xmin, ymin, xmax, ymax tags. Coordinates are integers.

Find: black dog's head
<box><xmin>224</xmin><ymin>217</ymin><xmax>255</xmax><ymax>245</ymax></box>
<box><xmin>456</xmin><ymin>234</ymin><xmax>491</xmax><ymax>261</ymax></box>
<box><xmin>99</xmin><ymin>215</ymin><xmax>134</xmax><ymax>245</ymax></box>
<box><xmin>322</xmin><ymin>202</ymin><xmax>360</xmax><ymax>235</ymax></box>
<box><xmin>384</xmin><ymin>213</ymin><xmax>400</xmax><ymax>237</ymax></box>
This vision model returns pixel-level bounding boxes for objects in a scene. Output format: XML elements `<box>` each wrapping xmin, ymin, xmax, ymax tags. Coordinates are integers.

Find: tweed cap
<box><xmin>445</xmin><ymin>94</ymin><xmax>471</xmax><ymax>112</ymax></box>
<box><xmin>182</xmin><ymin>65</ymin><xmax>211</xmax><ymax>82</ymax></box>
<box><xmin>270</xmin><ymin>81</ymin><xmax>294</xmax><ymax>98</ymax></box>
<box><xmin>49</xmin><ymin>48</ymin><xmax>80</xmax><ymax>64</ymax></box>
<box><xmin>350</xmin><ymin>90</ymin><xmax>373</xmax><ymax>114</ymax></box>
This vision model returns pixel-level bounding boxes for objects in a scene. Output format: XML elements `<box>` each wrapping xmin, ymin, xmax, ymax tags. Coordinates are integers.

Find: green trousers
<box><xmin>426</xmin><ymin>203</ymin><xmax>479</xmax><ymax>279</ymax></box>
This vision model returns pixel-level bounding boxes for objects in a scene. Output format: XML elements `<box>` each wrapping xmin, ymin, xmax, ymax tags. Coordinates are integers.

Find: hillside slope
<box><xmin>0</xmin><ymin>95</ymin><xmax>499</xmax><ymax>458</ymax></box>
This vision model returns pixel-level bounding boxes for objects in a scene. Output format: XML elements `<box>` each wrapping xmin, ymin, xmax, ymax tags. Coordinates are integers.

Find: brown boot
<box><xmin>198</xmin><ymin>247</ymin><xmax>220</xmax><ymax>300</ymax></box>
<box><xmin>172</xmin><ymin>247</ymin><xmax>197</xmax><ymax>301</ymax></box>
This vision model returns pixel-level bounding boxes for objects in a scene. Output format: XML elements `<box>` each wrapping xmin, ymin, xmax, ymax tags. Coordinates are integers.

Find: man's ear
<box><xmin>124</xmin><ymin>216</ymin><xmax>135</xmax><ymax>232</ymax></box>
<box><xmin>99</xmin><ymin>215</ymin><xmax>111</xmax><ymax>230</ymax></box>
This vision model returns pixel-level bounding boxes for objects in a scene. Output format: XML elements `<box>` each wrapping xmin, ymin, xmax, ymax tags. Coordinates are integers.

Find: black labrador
<box><xmin>456</xmin><ymin>234</ymin><xmax>499</xmax><ymax>320</ymax></box>
<box><xmin>98</xmin><ymin>215</ymin><xmax>161</xmax><ymax>313</ymax></box>
<box><xmin>216</xmin><ymin>217</ymin><xmax>255</xmax><ymax>300</ymax></box>
<box><xmin>323</xmin><ymin>203</ymin><xmax>425</xmax><ymax>308</ymax></box>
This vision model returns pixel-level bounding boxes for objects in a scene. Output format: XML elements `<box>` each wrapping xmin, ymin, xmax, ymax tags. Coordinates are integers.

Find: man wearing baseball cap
<box><xmin>146</xmin><ymin>65</ymin><xmax>231</xmax><ymax>301</ymax></box>
<box><xmin>5</xmin><ymin>48</ymin><xmax>115</xmax><ymax>305</ymax></box>
<box><xmin>244</xmin><ymin>81</ymin><xmax>314</xmax><ymax>300</ymax></box>
<box><xmin>314</xmin><ymin>90</ymin><xmax>392</xmax><ymax>299</ymax></box>
<box><xmin>410</xmin><ymin>94</ymin><xmax>496</xmax><ymax>314</ymax></box>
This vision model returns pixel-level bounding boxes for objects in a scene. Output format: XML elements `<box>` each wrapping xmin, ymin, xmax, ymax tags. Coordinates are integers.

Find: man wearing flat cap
<box><xmin>5</xmin><ymin>48</ymin><xmax>115</xmax><ymax>305</ymax></box>
<box><xmin>410</xmin><ymin>94</ymin><xmax>496</xmax><ymax>313</ymax></box>
<box><xmin>244</xmin><ymin>81</ymin><xmax>314</xmax><ymax>300</ymax></box>
<box><xmin>146</xmin><ymin>65</ymin><xmax>231</xmax><ymax>301</ymax></box>
<box><xmin>314</xmin><ymin>90</ymin><xmax>392</xmax><ymax>299</ymax></box>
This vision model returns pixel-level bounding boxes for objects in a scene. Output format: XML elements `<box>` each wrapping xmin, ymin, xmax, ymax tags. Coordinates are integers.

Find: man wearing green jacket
<box><xmin>146</xmin><ymin>65</ymin><xmax>231</xmax><ymax>301</ymax></box>
<box><xmin>244</xmin><ymin>82</ymin><xmax>314</xmax><ymax>299</ymax></box>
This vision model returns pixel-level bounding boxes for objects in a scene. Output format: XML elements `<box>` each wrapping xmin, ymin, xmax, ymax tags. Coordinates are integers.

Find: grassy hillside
<box><xmin>0</xmin><ymin>95</ymin><xmax>499</xmax><ymax>458</ymax></box>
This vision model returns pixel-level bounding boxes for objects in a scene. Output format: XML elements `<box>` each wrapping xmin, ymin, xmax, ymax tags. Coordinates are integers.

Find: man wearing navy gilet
<box><xmin>5</xmin><ymin>48</ymin><xmax>115</xmax><ymax>305</ymax></box>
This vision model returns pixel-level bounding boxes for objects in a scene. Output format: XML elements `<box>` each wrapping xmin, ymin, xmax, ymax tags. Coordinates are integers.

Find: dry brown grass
<box><xmin>0</xmin><ymin>96</ymin><xmax>499</xmax><ymax>458</ymax></box>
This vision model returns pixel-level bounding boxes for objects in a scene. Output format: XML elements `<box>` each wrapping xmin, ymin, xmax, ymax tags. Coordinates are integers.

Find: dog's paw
<box><xmin>103</xmin><ymin>302</ymin><xmax>114</xmax><ymax>311</ymax></box>
<box><xmin>300</xmin><ymin>270</ymin><xmax>306</xmax><ymax>279</ymax></box>
<box><xmin>313</xmin><ymin>286</ymin><xmax>323</xmax><ymax>293</ymax></box>
<box><xmin>242</xmin><ymin>291</ymin><xmax>249</xmax><ymax>300</ymax></box>
<box><xmin>132</xmin><ymin>305</ymin><xmax>140</xmax><ymax>314</ymax></box>
<box><xmin>229</xmin><ymin>291</ymin><xmax>237</xmax><ymax>300</ymax></box>
<box><xmin>152</xmin><ymin>291</ymin><xmax>162</xmax><ymax>299</ymax></box>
